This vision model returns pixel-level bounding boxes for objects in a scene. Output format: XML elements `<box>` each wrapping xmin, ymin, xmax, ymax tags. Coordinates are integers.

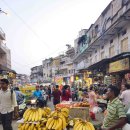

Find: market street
<box><xmin>0</xmin><ymin>101</ymin><xmax>54</xmax><ymax>130</ymax></box>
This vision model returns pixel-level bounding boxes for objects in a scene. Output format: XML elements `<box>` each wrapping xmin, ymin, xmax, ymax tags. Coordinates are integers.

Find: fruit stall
<box><xmin>17</xmin><ymin>101</ymin><xmax>99</xmax><ymax>130</ymax></box>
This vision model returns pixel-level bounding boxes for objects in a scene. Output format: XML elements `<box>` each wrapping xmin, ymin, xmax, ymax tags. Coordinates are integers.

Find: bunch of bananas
<box><xmin>18</xmin><ymin>123</ymin><xmax>47</xmax><ymax>130</ymax></box>
<box><xmin>23</xmin><ymin>107</ymin><xmax>50</xmax><ymax>122</ymax></box>
<box><xmin>51</xmin><ymin>108</ymin><xmax>69</xmax><ymax>118</ymax></box>
<box><xmin>23</xmin><ymin>108</ymin><xmax>43</xmax><ymax>122</ymax></box>
<box><xmin>73</xmin><ymin>119</ymin><xmax>95</xmax><ymax>130</ymax></box>
<box><xmin>46</xmin><ymin>115</ymin><xmax>67</xmax><ymax>130</ymax></box>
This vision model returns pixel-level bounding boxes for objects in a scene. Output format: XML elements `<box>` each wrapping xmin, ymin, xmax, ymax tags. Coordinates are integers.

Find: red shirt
<box><xmin>52</xmin><ymin>89</ymin><xmax>61</xmax><ymax>102</ymax></box>
<box><xmin>61</xmin><ymin>90</ymin><xmax>71</xmax><ymax>101</ymax></box>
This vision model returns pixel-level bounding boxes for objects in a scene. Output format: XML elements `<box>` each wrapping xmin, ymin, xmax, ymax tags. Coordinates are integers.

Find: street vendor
<box><xmin>102</xmin><ymin>85</ymin><xmax>127</xmax><ymax>130</ymax></box>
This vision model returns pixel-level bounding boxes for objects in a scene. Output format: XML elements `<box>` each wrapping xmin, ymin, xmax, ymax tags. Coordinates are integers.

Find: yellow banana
<box><xmin>30</xmin><ymin>123</ymin><xmax>34</xmax><ymax>130</ymax></box>
<box><xmin>55</xmin><ymin>118</ymin><xmax>62</xmax><ymax>130</ymax></box>
<box><xmin>38</xmin><ymin>108</ymin><xmax>42</xmax><ymax>120</ymax></box>
<box><xmin>34</xmin><ymin>110</ymin><xmax>39</xmax><ymax>122</ymax></box>
<box><xmin>87</xmin><ymin>122</ymin><xmax>95</xmax><ymax>130</ymax></box>
<box><xmin>61</xmin><ymin>116</ymin><xmax>67</xmax><ymax>129</ymax></box>
<box><xmin>46</xmin><ymin>117</ymin><xmax>54</xmax><ymax>128</ymax></box>
<box><xmin>48</xmin><ymin>119</ymin><xmax>55</xmax><ymax>129</ymax></box>
<box><xmin>24</xmin><ymin>123</ymin><xmax>30</xmax><ymax>129</ymax></box>
<box><xmin>23</xmin><ymin>108</ymin><xmax>31</xmax><ymax>118</ymax></box>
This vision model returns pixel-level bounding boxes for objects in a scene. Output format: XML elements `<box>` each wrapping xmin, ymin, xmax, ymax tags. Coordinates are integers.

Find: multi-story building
<box><xmin>0</xmin><ymin>27</ymin><xmax>11</xmax><ymax>71</ymax></box>
<box><xmin>74</xmin><ymin>0</ymin><xmax>130</xmax><ymax>87</ymax></box>
<box><xmin>42</xmin><ymin>58</ymin><xmax>53</xmax><ymax>83</ymax></box>
<box><xmin>15</xmin><ymin>74</ymin><xmax>30</xmax><ymax>86</ymax></box>
<box><xmin>42</xmin><ymin>46</ymin><xmax>75</xmax><ymax>85</ymax></box>
<box><xmin>30</xmin><ymin>65</ymin><xmax>43</xmax><ymax>83</ymax></box>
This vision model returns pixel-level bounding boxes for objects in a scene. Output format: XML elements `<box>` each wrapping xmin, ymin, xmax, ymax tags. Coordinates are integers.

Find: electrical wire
<box><xmin>1</xmin><ymin>0</ymin><xmax>50</xmax><ymax>49</ymax></box>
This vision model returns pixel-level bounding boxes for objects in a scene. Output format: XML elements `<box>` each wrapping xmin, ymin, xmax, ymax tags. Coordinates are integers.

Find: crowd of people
<box><xmin>0</xmin><ymin>78</ymin><xmax>130</xmax><ymax>130</ymax></box>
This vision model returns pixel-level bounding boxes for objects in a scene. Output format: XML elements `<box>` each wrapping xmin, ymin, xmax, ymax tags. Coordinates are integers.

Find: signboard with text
<box><xmin>109</xmin><ymin>58</ymin><xmax>129</xmax><ymax>73</ymax></box>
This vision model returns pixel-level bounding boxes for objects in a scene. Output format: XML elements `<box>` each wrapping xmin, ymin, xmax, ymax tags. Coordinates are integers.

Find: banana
<box><xmin>46</xmin><ymin>118</ymin><xmax>51</xmax><ymax>128</ymax></box>
<box><xmin>61</xmin><ymin>116</ymin><xmax>67</xmax><ymax>129</ymax></box>
<box><xmin>30</xmin><ymin>123</ymin><xmax>35</xmax><ymax>130</ymax></box>
<box><xmin>38</xmin><ymin>108</ymin><xmax>42</xmax><ymax>121</ymax></box>
<box><xmin>21</xmin><ymin>123</ymin><xmax>26</xmax><ymax>130</ymax></box>
<box><xmin>61</xmin><ymin>111</ymin><xmax>68</xmax><ymax>117</ymax></box>
<box><xmin>23</xmin><ymin>108</ymin><xmax>31</xmax><ymax>118</ymax></box>
<box><xmin>79</xmin><ymin>124</ymin><xmax>83</xmax><ymax>130</ymax></box>
<box><xmin>47</xmin><ymin>119</ymin><xmax>55</xmax><ymax>129</ymax></box>
<box><xmin>52</xmin><ymin>119</ymin><xmax>58</xmax><ymax>129</ymax></box>
<box><xmin>75</xmin><ymin>122</ymin><xmax>83</xmax><ymax>130</ymax></box>
<box><xmin>87</xmin><ymin>122</ymin><xmax>95</xmax><ymax>130</ymax></box>
<box><xmin>55</xmin><ymin>118</ymin><xmax>62</xmax><ymax>130</ymax></box>
<box><xmin>61</xmin><ymin>108</ymin><xmax>69</xmax><ymax>114</ymax></box>
<box><xmin>28</xmin><ymin>111</ymin><xmax>34</xmax><ymax>122</ymax></box>
<box><xmin>34</xmin><ymin>110</ymin><xmax>39</xmax><ymax>122</ymax></box>
<box><xmin>24</xmin><ymin>123</ymin><xmax>30</xmax><ymax>129</ymax></box>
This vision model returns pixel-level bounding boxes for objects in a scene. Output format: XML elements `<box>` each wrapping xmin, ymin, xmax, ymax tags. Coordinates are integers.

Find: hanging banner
<box><xmin>54</xmin><ymin>76</ymin><xmax>63</xmax><ymax>85</ymax></box>
<box><xmin>109</xmin><ymin>58</ymin><xmax>129</xmax><ymax>73</ymax></box>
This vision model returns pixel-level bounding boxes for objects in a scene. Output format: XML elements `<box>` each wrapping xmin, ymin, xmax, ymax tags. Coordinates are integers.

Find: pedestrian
<box><xmin>61</xmin><ymin>85</ymin><xmax>71</xmax><ymax>101</ymax></box>
<box><xmin>40</xmin><ymin>85</ymin><xmax>48</xmax><ymax>106</ymax></box>
<box><xmin>48</xmin><ymin>86</ymin><xmax>51</xmax><ymax>101</ymax></box>
<box><xmin>0</xmin><ymin>78</ymin><xmax>18</xmax><ymax>130</ymax></box>
<box><xmin>33</xmin><ymin>85</ymin><xmax>44</xmax><ymax>107</ymax></box>
<box><xmin>88</xmin><ymin>86</ymin><xmax>97</xmax><ymax>111</ymax></box>
<box><xmin>78</xmin><ymin>88</ymin><xmax>83</xmax><ymax>101</ymax></box>
<box><xmin>101</xmin><ymin>85</ymin><xmax>127</xmax><ymax>130</ymax></box>
<box><xmin>14</xmin><ymin>87</ymin><xmax>24</xmax><ymax>105</ymax></box>
<box><xmin>120</xmin><ymin>84</ymin><xmax>130</xmax><ymax>111</ymax></box>
<box><xmin>52</xmin><ymin>85</ymin><xmax>61</xmax><ymax>106</ymax></box>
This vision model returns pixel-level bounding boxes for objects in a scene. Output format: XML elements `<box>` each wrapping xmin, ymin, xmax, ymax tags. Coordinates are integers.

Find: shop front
<box><xmin>108</xmin><ymin>55</ymin><xmax>130</xmax><ymax>88</ymax></box>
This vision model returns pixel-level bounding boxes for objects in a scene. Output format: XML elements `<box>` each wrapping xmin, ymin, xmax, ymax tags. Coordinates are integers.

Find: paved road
<box><xmin>0</xmin><ymin>101</ymin><xmax>54</xmax><ymax>130</ymax></box>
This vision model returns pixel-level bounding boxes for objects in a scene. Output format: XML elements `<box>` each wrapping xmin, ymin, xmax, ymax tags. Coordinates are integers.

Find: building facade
<box><xmin>0</xmin><ymin>27</ymin><xmax>11</xmax><ymax>70</ymax></box>
<box><xmin>30</xmin><ymin>65</ymin><xmax>43</xmax><ymax>83</ymax></box>
<box><xmin>74</xmin><ymin>0</ymin><xmax>130</xmax><ymax>87</ymax></box>
<box><xmin>42</xmin><ymin>46</ymin><xmax>75</xmax><ymax>85</ymax></box>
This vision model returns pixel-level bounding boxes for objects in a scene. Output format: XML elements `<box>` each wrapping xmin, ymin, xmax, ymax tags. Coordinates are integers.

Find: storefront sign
<box><xmin>54</xmin><ymin>76</ymin><xmax>63</xmax><ymax>85</ymax></box>
<box><xmin>109</xmin><ymin>58</ymin><xmax>129</xmax><ymax>73</ymax></box>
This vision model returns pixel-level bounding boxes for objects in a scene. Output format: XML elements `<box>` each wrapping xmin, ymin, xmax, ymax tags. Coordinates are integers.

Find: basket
<box><xmin>69</xmin><ymin>107</ymin><xmax>89</xmax><ymax>120</ymax></box>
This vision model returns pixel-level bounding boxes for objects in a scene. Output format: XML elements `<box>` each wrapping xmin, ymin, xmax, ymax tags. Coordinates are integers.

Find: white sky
<box><xmin>0</xmin><ymin>0</ymin><xmax>112</xmax><ymax>75</ymax></box>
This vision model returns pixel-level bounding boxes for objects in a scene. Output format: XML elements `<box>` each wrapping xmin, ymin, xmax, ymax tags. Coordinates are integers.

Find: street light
<box><xmin>0</xmin><ymin>8</ymin><xmax>8</xmax><ymax>15</ymax></box>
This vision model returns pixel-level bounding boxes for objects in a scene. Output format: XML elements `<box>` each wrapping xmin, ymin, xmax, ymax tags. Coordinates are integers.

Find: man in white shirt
<box><xmin>120</xmin><ymin>84</ymin><xmax>130</xmax><ymax>111</ymax></box>
<box><xmin>0</xmin><ymin>79</ymin><xmax>18</xmax><ymax>130</ymax></box>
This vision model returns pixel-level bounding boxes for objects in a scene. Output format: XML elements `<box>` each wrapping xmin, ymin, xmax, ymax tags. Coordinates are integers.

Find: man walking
<box><xmin>102</xmin><ymin>85</ymin><xmax>126</xmax><ymax>130</ymax></box>
<box><xmin>0</xmin><ymin>79</ymin><xmax>18</xmax><ymax>130</ymax></box>
<box><xmin>52</xmin><ymin>85</ymin><xmax>61</xmax><ymax>106</ymax></box>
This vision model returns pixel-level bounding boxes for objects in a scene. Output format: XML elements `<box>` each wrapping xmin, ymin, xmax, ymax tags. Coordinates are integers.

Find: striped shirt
<box><xmin>103</xmin><ymin>97</ymin><xmax>126</xmax><ymax>129</ymax></box>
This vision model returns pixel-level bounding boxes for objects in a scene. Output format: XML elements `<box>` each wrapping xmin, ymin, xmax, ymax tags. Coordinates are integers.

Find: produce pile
<box><xmin>18</xmin><ymin>106</ymin><xmax>95</xmax><ymax>130</ymax></box>
<box><xmin>56</xmin><ymin>101</ymin><xmax>90</xmax><ymax>109</ymax></box>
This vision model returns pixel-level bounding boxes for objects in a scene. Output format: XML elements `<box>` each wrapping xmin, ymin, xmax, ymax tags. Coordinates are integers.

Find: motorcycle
<box><xmin>18</xmin><ymin>99</ymin><xmax>27</xmax><ymax>118</ymax></box>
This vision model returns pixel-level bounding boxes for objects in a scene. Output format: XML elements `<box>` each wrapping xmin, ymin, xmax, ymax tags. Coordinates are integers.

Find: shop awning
<box><xmin>87</xmin><ymin>58</ymin><xmax>110</xmax><ymax>70</ymax></box>
<box><xmin>0</xmin><ymin>64</ymin><xmax>16</xmax><ymax>74</ymax></box>
<box><xmin>110</xmin><ymin>52</ymin><xmax>130</xmax><ymax>62</ymax></box>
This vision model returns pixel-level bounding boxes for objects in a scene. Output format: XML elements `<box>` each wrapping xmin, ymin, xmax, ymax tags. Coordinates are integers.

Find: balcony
<box><xmin>0</xmin><ymin>28</ymin><xmax>5</xmax><ymax>40</ymax></box>
<box><xmin>0</xmin><ymin>42</ymin><xmax>9</xmax><ymax>53</ymax></box>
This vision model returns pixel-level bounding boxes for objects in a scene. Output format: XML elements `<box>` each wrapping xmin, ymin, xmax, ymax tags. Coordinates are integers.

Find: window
<box><xmin>101</xmin><ymin>46</ymin><xmax>104</xmax><ymax>49</ymax></box>
<box><xmin>101</xmin><ymin>51</ymin><xmax>105</xmax><ymax>59</ymax></box>
<box><xmin>90</xmin><ymin>58</ymin><xmax>92</xmax><ymax>64</ymax></box>
<box><xmin>121</xmin><ymin>37</ymin><xmax>128</xmax><ymax>52</ymax></box>
<box><xmin>122</xmin><ymin>29</ymin><xmax>127</xmax><ymax>36</ymax></box>
<box><xmin>110</xmin><ymin>39</ymin><xmax>113</xmax><ymax>44</ymax></box>
<box><xmin>95</xmin><ymin>55</ymin><xmax>97</xmax><ymax>62</ymax></box>
<box><xmin>95</xmin><ymin>25</ymin><xmax>99</xmax><ymax>34</ymax></box>
<box><xmin>109</xmin><ymin>45</ymin><xmax>115</xmax><ymax>57</ymax></box>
